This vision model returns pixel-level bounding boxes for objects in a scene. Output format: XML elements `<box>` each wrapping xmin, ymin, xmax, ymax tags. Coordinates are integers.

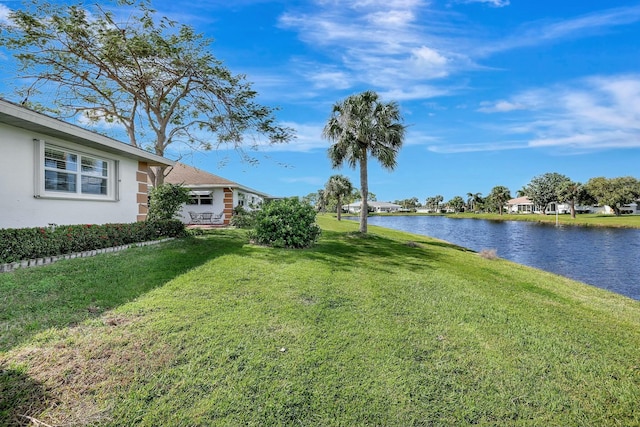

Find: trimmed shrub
<box><xmin>0</xmin><ymin>220</ymin><xmax>186</xmax><ymax>264</ymax></box>
<box><xmin>147</xmin><ymin>183</ymin><xmax>191</xmax><ymax>221</ymax></box>
<box><xmin>248</xmin><ymin>198</ymin><xmax>321</xmax><ymax>248</ymax></box>
<box><xmin>229</xmin><ymin>206</ymin><xmax>257</xmax><ymax>229</ymax></box>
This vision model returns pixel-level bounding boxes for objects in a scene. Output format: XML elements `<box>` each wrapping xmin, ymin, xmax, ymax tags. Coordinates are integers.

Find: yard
<box><xmin>2</xmin><ymin>216</ymin><xmax>640</xmax><ymax>426</ymax></box>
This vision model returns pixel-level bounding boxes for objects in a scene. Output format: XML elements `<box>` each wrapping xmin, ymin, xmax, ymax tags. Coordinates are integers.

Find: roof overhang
<box><xmin>0</xmin><ymin>98</ymin><xmax>174</xmax><ymax>167</ymax></box>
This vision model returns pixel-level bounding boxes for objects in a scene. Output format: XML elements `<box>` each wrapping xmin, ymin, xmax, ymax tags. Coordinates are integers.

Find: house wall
<box><xmin>235</xmin><ymin>190</ymin><xmax>264</xmax><ymax>212</ymax></box>
<box><xmin>0</xmin><ymin>123</ymin><xmax>145</xmax><ymax>229</ymax></box>
<box><xmin>178</xmin><ymin>188</ymin><xmax>268</xmax><ymax>226</ymax></box>
<box><xmin>178</xmin><ymin>188</ymin><xmax>228</xmax><ymax>224</ymax></box>
<box><xmin>224</xmin><ymin>188</ymin><xmax>233</xmax><ymax>223</ymax></box>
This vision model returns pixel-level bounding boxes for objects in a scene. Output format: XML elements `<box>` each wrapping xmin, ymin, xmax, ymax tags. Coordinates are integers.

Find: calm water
<box><xmin>366</xmin><ymin>216</ymin><xmax>640</xmax><ymax>300</ymax></box>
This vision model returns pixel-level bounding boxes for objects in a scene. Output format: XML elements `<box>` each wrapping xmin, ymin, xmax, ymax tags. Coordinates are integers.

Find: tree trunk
<box><xmin>359</xmin><ymin>150</ymin><xmax>368</xmax><ymax>234</ymax></box>
<box><xmin>570</xmin><ymin>200</ymin><xmax>576</xmax><ymax>219</ymax></box>
<box><xmin>148</xmin><ymin>166</ymin><xmax>166</xmax><ymax>187</ymax></box>
<box><xmin>336</xmin><ymin>196</ymin><xmax>342</xmax><ymax>221</ymax></box>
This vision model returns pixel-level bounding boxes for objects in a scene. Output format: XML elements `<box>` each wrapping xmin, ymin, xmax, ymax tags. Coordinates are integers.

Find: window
<box><xmin>189</xmin><ymin>191</ymin><xmax>213</xmax><ymax>205</ymax></box>
<box><xmin>36</xmin><ymin>141</ymin><xmax>117</xmax><ymax>200</ymax></box>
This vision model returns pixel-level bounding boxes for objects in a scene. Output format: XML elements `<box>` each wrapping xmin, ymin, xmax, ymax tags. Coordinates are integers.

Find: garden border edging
<box><xmin>0</xmin><ymin>238</ymin><xmax>173</xmax><ymax>273</ymax></box>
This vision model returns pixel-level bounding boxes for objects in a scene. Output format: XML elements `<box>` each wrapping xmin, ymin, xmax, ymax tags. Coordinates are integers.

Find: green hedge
<box><xmin>0</xmin><ymin>220</ymin><xmax>186</xmax><ymax>264</ymax></box>
<box><xmin>249</xmin><ymin>198</ymin><xmax>321</xmax><ymax>248</ymax></box>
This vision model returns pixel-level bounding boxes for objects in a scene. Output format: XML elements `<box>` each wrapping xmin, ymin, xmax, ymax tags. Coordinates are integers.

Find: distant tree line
<box><xmin>301</xmin><ymin>173</ymin><xmax>640</xmax><ymax>218</ymax></box>
<box><xmin>421</xmin><ymin>174</ymin><xmax>640</xmax><ymax>217</ymax></box>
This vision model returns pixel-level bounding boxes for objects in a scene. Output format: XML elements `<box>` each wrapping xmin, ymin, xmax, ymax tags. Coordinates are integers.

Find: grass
<box><xmin>367</xmin><ymin>211</ymin><xmax>640</xmax><ymax>229</ymax></box>
<box><xmin>2</xmin><ymin>218</ymin><xmax>640</xmax><ymax>426</ymax></box>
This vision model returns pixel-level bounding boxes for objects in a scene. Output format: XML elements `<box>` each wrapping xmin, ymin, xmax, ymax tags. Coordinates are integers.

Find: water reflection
<box><xmin>366</xmin><ymin>216</ymin><xmax>640</xmax><ymax>300</ymax></box>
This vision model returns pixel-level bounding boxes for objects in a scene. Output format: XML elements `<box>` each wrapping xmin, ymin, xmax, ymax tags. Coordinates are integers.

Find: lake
<box><xmin>365</xmin><ymin>215</ymin><xmax>640</xmax><ymax>300</ymax></box>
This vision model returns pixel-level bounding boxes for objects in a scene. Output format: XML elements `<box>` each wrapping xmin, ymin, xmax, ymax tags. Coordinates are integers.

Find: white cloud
<box><xmin>366</xmin><ymin>9</ymin><xmax>415</xmax><ymax>27</ymax></box>
<box><xmin>0</xmin><ymin>4</ymin><xmax>11</xmax><ymax>23</ymax></box>
<box><xmin>477</xmin><ymin>100</ymin><xmax>526</xmax><ymax>113</ymax></box>
<box><xmin>481</xmin><ymin>4</ymin><xmax>640</xmax><ymax>55</ymax></box>
<box><xmin>427</xmin><ymin>140</ymin><xmax>527</xmax><ymax>153</ymax></box>
<box><xmin>307</xmin><ymin>69</ymin><xmax>353</xmax><ymax>90</ymax></box>
<box><xmin>457</xmin><ymin>0</ymin><xmax>509</xmax><ymax>7</ymax></box>
<box><xmin>428</xmin><ymin>74</ymin><xmax>640</xmax><ymax>154</ymax></box>
<box><xmin>253</xmin><ymin>122</ymin><xmax>327</xmax><ymax>153</ymax></box>
<box><xmin>278</xmin><ymin>1</ymin><xmax>476</xmax><ymax>97</ymax></box>
<box><xmin>380</xmin><ymin>84</ymin><xmax>450</xmax><ymax>101</ymax></box>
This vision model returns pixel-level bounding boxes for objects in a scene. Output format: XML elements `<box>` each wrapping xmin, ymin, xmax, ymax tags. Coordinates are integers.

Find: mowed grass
<box><xmin>2</xmin><ymin>217</ymin><xmax>640</xmax><ymax>426</ymax></box>
<box><xmin>373</xmin><ymin>212</ymin><xmax>640</xmax><ymax>229</ymax></box>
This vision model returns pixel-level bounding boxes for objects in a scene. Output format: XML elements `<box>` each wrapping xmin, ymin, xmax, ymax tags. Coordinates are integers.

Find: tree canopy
<box><xmin>556</xmin><ymin>180</ymin><xmax>591</xmax><ymax>219</ymax></box>
<box><xmin>585</xmin><ymin>176</ymin><xmax>640</xmax><ymax>216</ymax></box>
<box><xmin>0</xmin><ymin>0</ymin><xmax>293</xmax><ymax>185</ymax></box>
<box><xmin>323</xmin><ymin>91</ymin><xmax>405</xmax><ymax>233</ymax></box>
<box><xmin>487</xmin><ymin>186</ymin><xmax>511</xmax><ymax>215</ymax></box>
<box><xmin>448</xmin><ymin>196</ymin><xmax>465</xmax><ymax>213</ymax></box>
<box><xmin>523</xmin><ymin>173</ymin><xmax>570</xmax><ymax>214</ymax></box>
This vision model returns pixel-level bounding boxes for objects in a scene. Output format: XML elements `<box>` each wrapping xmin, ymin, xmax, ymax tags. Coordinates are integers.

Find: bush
<box><xmin>0</xmin><ymin>220</ymin><xmax>186</xmax><ymax>264</ymax></box>
<box><xmin>229</xmin><ymin>206</ymin><xmax>257</xmax><ymax>229</ymax></box>
<box><xmin>248</xmin><ymin>198</ymin><xmax>321</xmax><ymax>248</ymax></box>
<box><xmin>147</xmin><ymin>183</ymin><xmax>191</xmax><ymax>221</ymax></box>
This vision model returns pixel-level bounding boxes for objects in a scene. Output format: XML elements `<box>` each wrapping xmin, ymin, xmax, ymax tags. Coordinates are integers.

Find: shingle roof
<box><xmin>161</xmin><ymin>162</ymin><xmax>274</xmax><ymax>199</ymax></box>
<box><xmin>163</xmin><ymin>162</ymin><xmax>237</xmax><ymax>186</ymax></box>
<box><xmin>507</xmin><ymin>196</ymin><xmax>533</xmax><ymax>204</ymax></box>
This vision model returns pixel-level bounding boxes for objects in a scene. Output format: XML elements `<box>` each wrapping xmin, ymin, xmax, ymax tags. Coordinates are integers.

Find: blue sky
<box><xmin>1</xmin><ymin>0</ymin><xmax>640</xmax><ymax>203</ymax></box>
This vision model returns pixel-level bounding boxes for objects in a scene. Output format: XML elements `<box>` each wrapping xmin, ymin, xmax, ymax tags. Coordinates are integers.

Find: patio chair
<box><xmin>212</xmin><ymin>212</ymin><xmax>225</xmax><ymax>225</ymax></box>
<box><xmin>200</xmin><ymin>212</ymin><xmax>214</xmax><ymax>224</ymax></box>
<box><xmin>188</xmin><ymin>211</ymin><xmax>202</xmax><ymax>225</ymax></box>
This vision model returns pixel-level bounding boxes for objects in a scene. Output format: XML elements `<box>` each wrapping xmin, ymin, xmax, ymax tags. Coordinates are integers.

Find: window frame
<box><xmin>34</xmin><ymin>140</ymin><xmax>119</xmax><ymax>201</ymax></box>
<box><xmin>188</xmin><ymin>191</ymin><xmax>214</xmax><ymax>205</ymax></box>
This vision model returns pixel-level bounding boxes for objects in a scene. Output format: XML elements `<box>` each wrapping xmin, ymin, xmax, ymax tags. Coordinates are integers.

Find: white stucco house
<box><xmin>161</xmin><ymin>162</ymin><xmax>274</xmax><ymax>225</ymax></box>
<box><xmin>344</xmin><ymin>201</ymin><xmax>402</xmax><ymax>213</ymax></box>
<box><xmin>506</xmin><ymin>196</ymin><xmax>573</xmax><ymax>214</ymax></box>
<box><xmin>506</xmin><ymin>196</ymin><xmax>640</xmax><ymax>215</ymax></box>
<box><xmin>0</xmin><ymin>98</ymin><xmax>173</xmax><ymax>229</ymax></box>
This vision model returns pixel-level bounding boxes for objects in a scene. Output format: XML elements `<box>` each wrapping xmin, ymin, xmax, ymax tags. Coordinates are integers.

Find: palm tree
<box><xmin>466</xmin><ymin>192</ymin><xmax>482</xmax><ymax>212</ymax></box>
<box><xmin>556</xmin><ymin>180</ymin><xmax>588</xmax><ymax>219</ymax></box>
<box><xmin>434</xmin><ymin>195</ymin><xmax>444</xmax><ymax>213</ymax></box>
<box><xmin>323</xmin><ymin>91</ymin><xmax>405</xmax><ymax>233</ymax></box>
<box><xmin>324</xmin><ymin>175</ymin><xmax>353</xmax><ymax>221</ymax></box>
<box><xmin>488</xmin><ymin>186</ymin><xmax>511</xmax><ymax>215</ymax></box>
<box><xmin>315</xmin><ymin>189</ymin><xmax>326</xmax><ymax>212</ymax></box>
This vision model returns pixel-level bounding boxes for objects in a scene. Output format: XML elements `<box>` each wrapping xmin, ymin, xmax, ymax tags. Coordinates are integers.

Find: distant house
<box><xmin>161</xmin><ymin>162</ymin><xmax>274</xmax><ymax>225</ymax></box>
<box><xmin>344</xmin><ymin>201</ymin><xmax>402</xmax><ymax>213</ymax></box>
<box><xmin>506</xmin><ymin>196</ymin><xmax>574</xmax><ymax>214</ymax></box>
<box><xmin>507</xmin><ymin>196</ymin><xmax>535</xmax><ymax>214</ymax></box>
<box><xmin>0</xmin><ymin>98</ymin><xmax>173</xmax><ymax>229</ymax></box>
<box><xmin>507</xmin><ymin>196</ymin><xmax>640</xmax><ymax>215</ymax></box>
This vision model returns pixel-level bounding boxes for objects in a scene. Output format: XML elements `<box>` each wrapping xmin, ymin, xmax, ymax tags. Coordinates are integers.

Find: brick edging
<box><xmin>0</xmin><ymin>238</ymin><xmax>173</xmax><ymax>273</ymax></box>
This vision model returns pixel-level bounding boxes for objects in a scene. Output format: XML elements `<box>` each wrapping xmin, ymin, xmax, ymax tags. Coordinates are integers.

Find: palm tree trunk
<box><xmin>336</xmin><ymin>196</ymin><xmax>342</xmax><ymax>221</ymax></box>
<box><xmin>359</xmin><ymin>150</ymin><xmax>368</xmax><ymax>233</ymax></box>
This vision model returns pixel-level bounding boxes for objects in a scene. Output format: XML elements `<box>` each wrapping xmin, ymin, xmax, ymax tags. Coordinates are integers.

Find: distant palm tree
<box><xmin>324</xmin><ymin>175</ymin><xmax>353</xmax><ymax>221</ymax></box>
<box><xmin>488</xmin><ymin>186</ymin><xmax>511</xmax><ymax>215</ymax></box>
<box><xmin>315</xmin><ymin>189</ymin><xmax>326</xmax><ymax>212</ymax></box>
<box><xmin>434</xmin><ymin>195</ymin><xmax>444</xmax><ymax>213</ymax></box>
<box><xmin>466</xmin><ymin>192</ymin><xmax>482</xmax><ymax>212</ymax></box>
<box><xmin>323</xmin><ymin>91</ymin><xmax>405</xmax><ymax>233</ymax></box>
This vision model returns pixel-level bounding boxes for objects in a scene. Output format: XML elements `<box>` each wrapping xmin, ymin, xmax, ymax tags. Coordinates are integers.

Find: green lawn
<box><xmin>368</xmin><ymin>211</ymin><xmax>640</xmax><ymax>228</ymax></box>
<box><xmin>451</xmin><ymin>212</ymin><xmax>640</xmax><ymax>228</ymax></box>
<box><xmin>2</xmin><ymin>217</ymin><xmax>640</xmax><ymax>426</ymax></box>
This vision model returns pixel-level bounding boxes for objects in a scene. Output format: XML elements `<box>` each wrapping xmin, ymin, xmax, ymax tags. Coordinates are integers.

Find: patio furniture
<box><xmin>188</xmin><ymin>211</ymin><xmax>202</xmax><ymax>225</ymax></box>
<box><xmin>200</xmin><ymin>212</ymin><xmax>214</xmax><ymax>224</ymax></box>
<box><xmin>211</xmin><ymin>212</ymin><xmax>225</xmax><ymax>225</ymax></box>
